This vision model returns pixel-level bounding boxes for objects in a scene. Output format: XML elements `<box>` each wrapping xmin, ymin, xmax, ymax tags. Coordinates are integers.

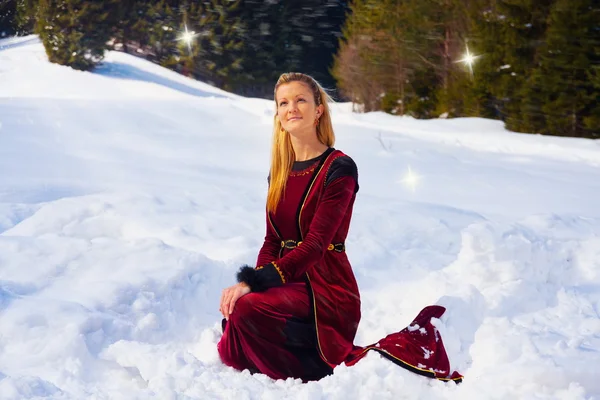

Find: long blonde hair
<box><xmin>267</xmin><ymin>72</ymin><xmax>335</xmax><ymax>213</ymax></box>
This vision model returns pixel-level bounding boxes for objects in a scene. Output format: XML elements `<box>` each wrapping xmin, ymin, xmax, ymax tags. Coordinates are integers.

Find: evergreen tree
<box><xmin>15</xmin><ymin>0</ymin><xmax>38</xmax><ymax>34</ymax></box>
<box><xmin>427</xmin><ymin>0</ymin><xmax>479</xmax><ymax>117</ymax></box>
<box><xmin>465</xmin><ymin>0</ymin><xmax>509</xmax><ymax>119</ymax></box>
<box><xmin>584</xmin><ymin>66</ymin><xmax>600</xmax><ymax>135</ymax></box>
<box><xmin>228</xmin><ymin>0</ymin><xmax>348</xmax><ymax>98</ymax></box>
<box><xmin>185</xmin><ymin>0</ymin><xmax>245</xmax><ymax>90</ymax></box>
<box><xmin>233</xmin><ymin>0</ymin><xmax>280</xmax><ymax>97</ymax></box>
<box><xmin>524</xmin><ymin>0</ymin><xmax>599</xmax><ymax>137</ymax></box>
<box><xmin>275</xmin><ymin>0</ymin><xmax>349</xmax><ymax>91</ymax></box>
<box><xmin>0</xmin><ymin>0</ymin><xmax>17</xmax><ymax>37</ymax></box>
<box><xmin>112</xmin><ymin>0</ymin><xmax>148</xmax><ymax>54</ymax></box>
<box><xmin>36</xmin><ymin>0</ymin><xmax>115</xmax><ymax>70</ymax></box>
<box><xmin>469</xmin><ymin>0</ymin><xmax>553</xmax><ymax>130</ymax></box>
<box><xmin>145</xmin><ymin>0</ymin><xmax>178</xmax><ymax>67</ymax></box>
<box><xmin>0</xmin><ymin>0</ymin><xmax>35</xmax><ymax>36</ymax></box>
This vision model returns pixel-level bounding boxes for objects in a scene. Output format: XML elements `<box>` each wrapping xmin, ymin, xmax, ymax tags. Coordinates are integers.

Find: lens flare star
<box><xmin>455</xmin><ymin>44</ymin><xmax>480</xmax><ymax>77</ymax></box>
<box><xmin>400</xmin><ymin>166</ymin><xmax>421</xmax><ymax>192</ymax></box>
<box><xmin>177</xmin><ymin>24</ymin><xmax>198</xmax><ymax>53</ymax></box>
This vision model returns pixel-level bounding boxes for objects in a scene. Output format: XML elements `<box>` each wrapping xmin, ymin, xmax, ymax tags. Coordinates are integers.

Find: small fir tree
<box><xmin>36</xmin><ymin>0</ymin><xmax>115</xmax><ymax>71</ymax></box>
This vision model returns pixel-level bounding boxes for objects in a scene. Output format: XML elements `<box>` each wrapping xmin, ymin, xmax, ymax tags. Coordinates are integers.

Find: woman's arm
<box><xmin>255</xmin><ymin>212</ymin><xmax>281</xmax><ymax>267</ymax></box>
<box><xmin>239</xmin><ymin>174</ymin><xmax>357</xmax><ymax>291</ymax></box>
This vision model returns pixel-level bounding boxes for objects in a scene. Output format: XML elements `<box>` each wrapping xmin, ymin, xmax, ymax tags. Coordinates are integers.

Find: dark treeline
<box><xmin>2</xmin><ymin>0</ymin><xmax>599</xmax><ymax>138</ymax></box>
<box><xmin>333</xmin><ymin>0</ymin><xmax>599</xmax><ymax>138</ymax></box>
<box><xmin>5</xmin><ymin>0</ymin><xmax>348</xmax><ymax>97</ymax></box>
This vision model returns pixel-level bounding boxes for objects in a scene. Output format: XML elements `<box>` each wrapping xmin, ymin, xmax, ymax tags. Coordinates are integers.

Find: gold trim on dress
<box><xmin>298</xmin><ymin>151</ymin><xmax>339</xmax><ymax>365</ymax></box>
<box><xmin>359</xmin><ymin>346</ymin><xmax>463</xmax><ymax>382</ymax></box>
<box><xmin>306</xmin><ymin>273</ymin><xmax>332</xmax><ymax>365</ymax></box>
<box><xmin>272</xmin><ymin>262</ymin><xmax>286</xmax><ymax>283</ymax></box>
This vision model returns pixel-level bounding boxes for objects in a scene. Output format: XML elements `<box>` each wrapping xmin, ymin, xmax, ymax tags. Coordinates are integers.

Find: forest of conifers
<box><xmin>1</xmin><ymin>0</ymin><xmax>598</xmax><ymax>138</ymax></box>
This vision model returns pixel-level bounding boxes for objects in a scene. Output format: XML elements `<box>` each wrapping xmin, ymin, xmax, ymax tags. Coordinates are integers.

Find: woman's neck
<box><xmin>291</xmin><ymin>137</ymin><xmax>329</xmax><ymax>162</ymax></box>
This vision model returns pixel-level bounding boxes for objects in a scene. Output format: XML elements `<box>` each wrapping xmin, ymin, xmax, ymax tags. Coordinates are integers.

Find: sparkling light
<box><xmin>177</xmin><ymin>24</ymin><xmax>197</xmax><ymax>53</ymax></box>
<box><xmin>456</xmin><ymin>44</ymin><xmax>479</xmax><ymax>77</ymax></box>
<box><xmin>400</xmin><ymin>166</ymin><xmax>421</xmax><ymax>192</ymax></box>
<box><xmin>462</xmin><ymin>52</ymin><xmax>475</xmax><ymax>66</ymax></box>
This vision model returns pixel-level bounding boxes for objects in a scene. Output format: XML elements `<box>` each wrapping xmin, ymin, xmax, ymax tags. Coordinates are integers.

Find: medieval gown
<box><xmin>217</xmin><ymin>147</ymin><xmax>462</xmax><ymax>383</ymax></box>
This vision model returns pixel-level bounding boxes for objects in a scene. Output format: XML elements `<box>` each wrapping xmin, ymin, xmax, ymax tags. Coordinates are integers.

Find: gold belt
<box><xmin>281</xmin><ymin>239</ymin><xmax>345</xmax><ymax>253</ymax></box>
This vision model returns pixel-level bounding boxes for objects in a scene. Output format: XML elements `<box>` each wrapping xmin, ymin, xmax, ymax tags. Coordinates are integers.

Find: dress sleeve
<box><xmin>255</xmin><ymin>173</ymin><xmax>281</xmax><ymax>268</ymax></box>
<box><xmin>255</xmin><ymin>211</ymin><xmax>281</xmax><ymax>268</ymax></box>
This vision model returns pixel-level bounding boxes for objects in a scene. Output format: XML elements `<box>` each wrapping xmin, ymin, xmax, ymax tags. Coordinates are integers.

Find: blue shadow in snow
<box><xmin>94</xmin><ymin>61</ymin><xmax>229</xmax><ymax>99</ymax></box>
<box><xmin>0</xmin><ymin>36</ymin><xmax>40</xmax><ymax>52</ymax></box>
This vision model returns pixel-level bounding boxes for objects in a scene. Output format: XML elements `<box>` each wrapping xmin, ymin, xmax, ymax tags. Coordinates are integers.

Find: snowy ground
<box><xmin>1</xmin><ymin>36</ymin><xmax>599</xmax><ymax>399</ymax></box>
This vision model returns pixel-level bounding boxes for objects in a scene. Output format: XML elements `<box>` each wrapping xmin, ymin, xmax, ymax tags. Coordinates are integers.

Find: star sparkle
<box><xmin>177</xmin><ymin>24</ymin><xmax>198</xmax><ymax>53</ymax></box>
<box><xmin>456</xmin><ymin>44</ymin><xmax>480</xmax><ymax>77</ymax></box>
<box><xmin>400</xmin><ymin>166</ymin><xmax>421</xmax><ymax>192</ymax></box>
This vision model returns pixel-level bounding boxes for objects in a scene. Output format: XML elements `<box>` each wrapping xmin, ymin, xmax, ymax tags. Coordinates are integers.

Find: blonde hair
<box><xmin>267</xmin><ymin>72</ymin><xmax>335</xmax><ymax>213</ymax></box>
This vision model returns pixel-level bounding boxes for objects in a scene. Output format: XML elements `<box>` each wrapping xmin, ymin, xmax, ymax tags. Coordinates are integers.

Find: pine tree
<box><xmin>230</xmin><ymin>0</ymin><xmax>279</xmax><ymax>97</ymax></box>
<box><xmin>427</xmin><ymin>0</ymin><xmax>480</xmax><ymax>117</ymax></box>
<box><xmin>198</xmin><ymin>0</ymin><xmax>244</xmax><ymax>90</ymax></box>
<box><xmin>584</xmin><ymin>66</ymin><xmax>600</xmax><ymax>136</ymax></box>
<box><xmin>524</xmin><ymin>0</ymin><xmax>599</xmax><ymax>137</ymax></box>
<box><xmin>145</xmin><ymin>0</ymin><xmax>178</xmax><ymax>67</ymax></box>
<box><xmin>179</xmin><ymin>0</ymin><xmax>245</xmax><ymax>91</ymax></box>
<box><xmin>15</xmin><ymin>0</ymin><xmax>39</xmax><ymax>35</ymax></box>
<box><xmin>273</xmin><ymin>0</ymin><xmax>349</xmax><ymax>91</ymax></box>
<box><xmin>220</xmin><ymin>0</ymin><xmax>349</xmax><ymax>98</ymax></box>
<box><xmin>464</xmin><ymin>0</ymin><xmax>508</xmax><ymax>119</ymax></box>
<box><xmin>0</xmin><ymin>0</ymin><xmax>17</xmax><ymax>37</ymax></box>
<box><xmin>36</xmin><ymin>0</ymin><xmax>115</xmax><ymax>71</ymax></box>
<box><xmin>112</xmin><ymin>0</ymin><xmax>146</xmax><ymax>54</ymax></box>
<box><xmin>469</xmin><ymin>0</ymin><xmax>553</xmax><ymax>130</ymax></box>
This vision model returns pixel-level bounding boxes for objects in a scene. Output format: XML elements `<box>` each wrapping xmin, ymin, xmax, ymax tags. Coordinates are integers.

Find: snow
<box><xmin>1</xmin><ymin>36</ymin><xmax>599</xmax><ymax>399</ymax></box>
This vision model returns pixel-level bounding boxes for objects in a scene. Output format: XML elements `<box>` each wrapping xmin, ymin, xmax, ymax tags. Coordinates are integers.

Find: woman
<box><xmin>217</xmin><ymin>72</ymin><xmax>462</xmax><ymax>383</ymax></box>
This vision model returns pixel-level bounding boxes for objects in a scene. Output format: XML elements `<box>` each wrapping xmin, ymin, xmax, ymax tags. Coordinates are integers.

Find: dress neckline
<box><xmin>291</xmin><ymin>148</ymin><xmax>334</xmax><ymax>173</ymax></box>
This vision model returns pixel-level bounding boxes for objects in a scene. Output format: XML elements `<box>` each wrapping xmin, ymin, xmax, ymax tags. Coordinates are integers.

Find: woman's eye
<box><xmin>279</xmin><ymin>101</ymin><xmax>287</xmax><ymax>106</ymax></box>
<box><xmin>298</xmin><ymin>98</ymin><xmax>305</xmax><ymax>102</ymax></box>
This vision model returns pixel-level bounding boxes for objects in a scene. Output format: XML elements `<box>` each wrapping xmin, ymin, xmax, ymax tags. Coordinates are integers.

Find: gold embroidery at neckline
<box><xmin>289</xmin><ymin>163</ymin><xmax>317</xmax><ymax>177</ymax></box>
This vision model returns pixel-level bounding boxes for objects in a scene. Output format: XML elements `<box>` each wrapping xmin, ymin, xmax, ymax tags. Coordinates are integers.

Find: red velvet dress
<box><xmin>218</xmin><ymin>148</ymin><xmax>462</xmax><ymax>383</ymax></box>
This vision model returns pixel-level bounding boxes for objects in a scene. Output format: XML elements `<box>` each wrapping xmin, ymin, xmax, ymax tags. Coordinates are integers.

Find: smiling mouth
<box><xmin>288</xmin><ymin>117</ymin><xmax>302</xmax><ymax>121</ymax></box>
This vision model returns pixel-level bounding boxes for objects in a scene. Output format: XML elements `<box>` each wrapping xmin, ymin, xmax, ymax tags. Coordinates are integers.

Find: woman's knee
<box><xmin>229</xmin><ymin>292</ymin><xmax>261</xmax><ymax>324</ymax></box>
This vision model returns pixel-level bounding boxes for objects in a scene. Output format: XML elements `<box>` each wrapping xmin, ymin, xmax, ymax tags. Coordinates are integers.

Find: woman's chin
<box><xmin>285</xmin><ymin>126</ymin><xmax>312</xmax><ymax>136</ymax></box>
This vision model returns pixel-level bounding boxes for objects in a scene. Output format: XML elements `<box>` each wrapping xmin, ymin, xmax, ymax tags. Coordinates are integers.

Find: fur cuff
<box><xmin>236</xmin><ymin>263</ymin><xmax>284</xmax><ymax>292</ymax></box>
<box><xmin>236</xmin><ymin>265</ymin><xmax>260</xmax><ymax>290</ymax></box>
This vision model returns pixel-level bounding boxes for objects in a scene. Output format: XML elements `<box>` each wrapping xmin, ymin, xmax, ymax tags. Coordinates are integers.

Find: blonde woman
<box><xmin>218</xmin><ymin>73</ymin><xmax>462</xmax><ymax>383</ymax></box>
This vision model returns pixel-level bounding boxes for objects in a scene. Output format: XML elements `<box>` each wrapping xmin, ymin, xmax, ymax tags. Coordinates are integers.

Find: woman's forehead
<box><xmin>276</xmin><ymin>81</ymin><xmax>312</xmax><ymax>99</ymax></box>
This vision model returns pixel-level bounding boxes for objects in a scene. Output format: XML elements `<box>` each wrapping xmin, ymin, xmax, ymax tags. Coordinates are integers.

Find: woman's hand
<box><xmin>219</xmin><ymin>282</ymin><xmax>251</xmax><ymax>320</ymax></box>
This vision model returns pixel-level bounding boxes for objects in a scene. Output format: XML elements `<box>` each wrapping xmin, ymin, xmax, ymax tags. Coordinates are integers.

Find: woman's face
<box><xmin>276</xmin><ymin>81</ymin><xmax>324</xmax><ymax>137</ymax></box>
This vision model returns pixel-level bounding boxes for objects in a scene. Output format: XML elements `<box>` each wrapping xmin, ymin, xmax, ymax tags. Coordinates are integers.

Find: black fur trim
<box><xmin>236</xmin><ymin>263</ymin><xmax>284</xmax><ymax>292</ymax></box>
<box><xmin>236</xmin><ymin>265</ymin><xmax>258</xmax><ymax>289</ymax></box>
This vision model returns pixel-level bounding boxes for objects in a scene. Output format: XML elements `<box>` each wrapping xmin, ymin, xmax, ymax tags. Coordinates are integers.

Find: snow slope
<box><xmin>1</xmin><ymin>36</ymin><xmax>599</xmax><ymax>399</ymax></box>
